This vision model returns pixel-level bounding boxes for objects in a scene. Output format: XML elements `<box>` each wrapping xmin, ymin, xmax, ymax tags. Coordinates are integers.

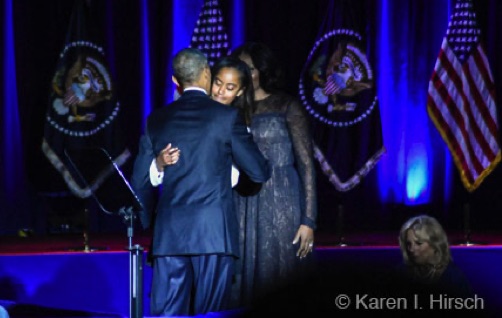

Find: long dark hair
<box><xmin>231</xmin><ymin>42</ymin><xmax>285</xmax><ymax>94</ymax></box>
<box><xmin>211</xmin><ymin>56</ymin><xmax>254</xmax><ymax>125</ymax></box>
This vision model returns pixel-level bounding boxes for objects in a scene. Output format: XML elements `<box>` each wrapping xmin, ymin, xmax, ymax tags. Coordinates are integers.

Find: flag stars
<box><xmin>190</xmin><ymin>0</ymin><xmax>229</xmax><ymax>66</ymax></box>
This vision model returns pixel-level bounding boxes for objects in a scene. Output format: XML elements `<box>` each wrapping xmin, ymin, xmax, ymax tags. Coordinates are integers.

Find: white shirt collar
<box><xmin>184</xmin><ymin>87</ymin><xmax>208</xmax><ymax>94</ymax></box>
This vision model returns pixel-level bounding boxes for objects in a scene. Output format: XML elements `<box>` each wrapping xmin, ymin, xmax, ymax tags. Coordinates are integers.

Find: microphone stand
<box><xmin>119</xmin><ymin>207</ymin><xmax>143</xmax><ymax>318</ymax></box>
<box><xmin>64</xmin><ymin>146</ymin><xmax>145</xmax><ymax>316</ymax></box>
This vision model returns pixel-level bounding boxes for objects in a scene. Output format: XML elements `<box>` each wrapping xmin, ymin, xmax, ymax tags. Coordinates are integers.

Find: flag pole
<box><xmin>333</xmin><ymin>200</ymin><xmax>361</xmax><ymax>247</ymax></box>
<box><xmin>458</xmin><ymin>200</ymin><xmax>475</xmax><ymax>246</ymax></box>
<box><xmin>82</xmin><ymin>207</ymin><xmax>91</xmax><ymax>252</ymax></box>
<box><xmin>456</xmin><ymin>193</ymin><xmax>485</xmax><ymax>246</ymax></box>
<box><xmin>334</xmin><ymin>204</ymin><xmax>347</xmax><ymax>247</ymax></box>
<box><xmin>67</xmin><ymin>199</ymin><xmax>107</xmax><ymax>252</ymax></box>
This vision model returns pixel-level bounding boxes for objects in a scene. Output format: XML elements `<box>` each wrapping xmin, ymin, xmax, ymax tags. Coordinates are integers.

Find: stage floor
<box><xmin>1</xmin><ymin>229</ymin><xmax>501</xmax><ymax>254</ymax></box>
<box><xmin>1</xmin><ymin>230</ymin><xmax>502</xmax><ymax>317</ymax></box>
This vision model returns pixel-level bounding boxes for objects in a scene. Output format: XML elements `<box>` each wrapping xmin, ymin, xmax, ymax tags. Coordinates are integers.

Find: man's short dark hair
<box><xmin>172</xmin><ymin>48</ymin><xmax>208</xmax><ymax>86</ymax></box>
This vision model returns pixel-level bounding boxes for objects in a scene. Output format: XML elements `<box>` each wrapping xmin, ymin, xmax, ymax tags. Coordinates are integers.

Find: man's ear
<box><xmin>203</xmin><ymin>66</ymin><xmax>212</xmax><ymax>91</ymax></box>
<box><xmin>204</xmin><ymin>66</ymin><xmax>211</xmax><ymax>81</ymax></box>
<box><xmin>172</xmin><ymin>75</ymin><xmax>180</xmax><ymax>87</ymax></box>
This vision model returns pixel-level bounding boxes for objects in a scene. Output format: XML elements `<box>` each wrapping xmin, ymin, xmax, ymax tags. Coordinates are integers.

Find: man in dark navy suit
<box><xmin>131</xmin><ymin>48</ymin><xmax>270</xmax><ymax>316</ymax></box>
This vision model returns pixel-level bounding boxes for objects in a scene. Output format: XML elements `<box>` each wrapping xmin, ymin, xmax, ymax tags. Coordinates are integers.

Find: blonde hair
<box><xmin>398</xmin><ymin>215</ymin><xmax>451</xmax><ymax>281</ymax></box>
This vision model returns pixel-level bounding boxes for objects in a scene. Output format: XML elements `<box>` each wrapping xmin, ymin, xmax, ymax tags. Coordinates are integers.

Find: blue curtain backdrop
<box><xmin>1</xmin><ymin>0</ymin><xmax>501</xmax><ymax>235</ymax></box>
<box><xmin>376</xmin><ymin>0</ymin><xmax>451</xmax><ymax>206</ymax></box>
<box><xmin>1</xmin><ymin>0</ymin><xmax>31</xmax><ymax>234</ymax></box>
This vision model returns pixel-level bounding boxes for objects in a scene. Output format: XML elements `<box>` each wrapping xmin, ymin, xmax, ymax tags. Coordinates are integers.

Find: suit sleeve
<box><xmin>230</xmin><ymin>110</ymin><xmax>271</xmax><ymax>183</ymax></box>
<box><xmin>131</xmin><ymin>133</ymin><xmax>156</xmax><ymax>229</ymax></box>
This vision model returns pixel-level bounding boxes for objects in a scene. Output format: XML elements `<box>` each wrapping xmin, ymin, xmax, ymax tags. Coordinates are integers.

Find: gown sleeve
<box><xmin>285</xmin><ymin>96</ymin><xmax>318</xmax><ymax>230</ymax></box>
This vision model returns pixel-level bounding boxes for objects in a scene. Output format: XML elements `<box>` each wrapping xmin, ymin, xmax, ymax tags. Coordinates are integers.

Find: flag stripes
<box><xmin>427</xmin><ymin>1</ymin><xmax>500</xmax><ymax>192</ymax></box>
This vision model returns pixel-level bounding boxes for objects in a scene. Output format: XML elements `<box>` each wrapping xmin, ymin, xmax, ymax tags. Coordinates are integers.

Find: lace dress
<box><xmin>232</xmin><ymin>92</ymin><xmax>317</xmax><ymax>306</ymax></box>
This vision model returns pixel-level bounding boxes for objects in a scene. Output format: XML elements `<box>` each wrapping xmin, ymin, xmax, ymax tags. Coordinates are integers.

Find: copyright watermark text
<box><xmin>334</xmin><ymin>293</ymin><xmax>484</xmax><ymax>310</ymax></box>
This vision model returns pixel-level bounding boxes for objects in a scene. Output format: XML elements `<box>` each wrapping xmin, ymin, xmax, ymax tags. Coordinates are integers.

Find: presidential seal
<box><xmin>299</xmin><ymin>29</ymin><xmax>384</xmax><ymax>192</ymax></box>
<box><xmin>47</xmin><ymin>41</ymin><xmax>119</xmax><ymax>137</ymax></box>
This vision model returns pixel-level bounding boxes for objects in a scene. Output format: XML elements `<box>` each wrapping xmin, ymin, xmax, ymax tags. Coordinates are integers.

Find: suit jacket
<box><xmin>131</xmin><ymin>90</ymin><xmax>270</xmax><ymax>257</ymax></box>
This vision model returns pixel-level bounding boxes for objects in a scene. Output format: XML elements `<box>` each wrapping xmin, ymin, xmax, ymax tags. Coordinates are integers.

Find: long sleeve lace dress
<box><xmin>232</xmin><ymin>92</ymin><xmax>317</xmax><ymax>306</ymax></box>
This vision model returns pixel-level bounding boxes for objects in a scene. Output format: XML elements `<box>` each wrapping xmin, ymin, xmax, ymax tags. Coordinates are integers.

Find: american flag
<box><xmin>190</xmin><ymin>0</ymin><xmax>230</xmax><ymax>67</ymax></box>
<box><xmin>427</xmin><ymin>0</ymin><xmax>500</xmax><ymax>192</ymax></box>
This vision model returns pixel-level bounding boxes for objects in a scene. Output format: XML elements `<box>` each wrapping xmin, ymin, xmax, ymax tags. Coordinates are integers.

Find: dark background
<box><xmin>2</xmin><ymin>0</ymin><xmax>502</xmax><ymax>237</ymax></box>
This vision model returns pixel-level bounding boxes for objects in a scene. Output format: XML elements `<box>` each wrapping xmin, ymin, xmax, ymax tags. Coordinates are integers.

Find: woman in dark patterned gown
<box><xmin>230</xmin><ymin>42</ymin><xmax>318</xmax><ymax>307</ymax></box>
